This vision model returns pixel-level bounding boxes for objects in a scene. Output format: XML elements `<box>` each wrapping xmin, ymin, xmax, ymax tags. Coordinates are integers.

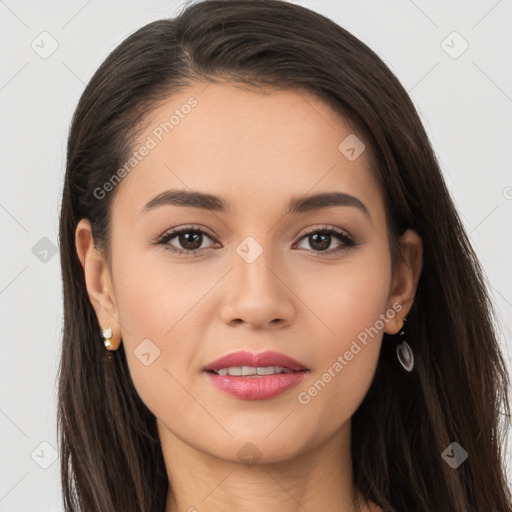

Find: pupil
<box><xmin>180</xmin><ymin>232</ymin><xmax>201</xmax><ymax>250</ymax></box>
<box><xmin>310</xmin><ymin>233</ymin><xmax>330</xmax><ymax>251</ymax></box>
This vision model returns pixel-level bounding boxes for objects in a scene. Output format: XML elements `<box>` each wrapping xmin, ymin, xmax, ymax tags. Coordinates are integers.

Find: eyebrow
<box><xmin>141</xmin><ymin>189</ymin><xmax>371</xmax><ymax>220</ymax></box>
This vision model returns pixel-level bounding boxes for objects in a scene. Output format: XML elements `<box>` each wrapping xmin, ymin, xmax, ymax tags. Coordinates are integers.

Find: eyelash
<box><xmin>154</xmin><ymin>224</ymin><xmax>356</xmax><ymax>258</ymax></box>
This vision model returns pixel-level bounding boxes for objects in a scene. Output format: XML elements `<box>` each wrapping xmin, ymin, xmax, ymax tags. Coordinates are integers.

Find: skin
<box><xmin>76</xmin><ymin>81</ymin><xmax>423</xmax><ymax>511</ymax></box>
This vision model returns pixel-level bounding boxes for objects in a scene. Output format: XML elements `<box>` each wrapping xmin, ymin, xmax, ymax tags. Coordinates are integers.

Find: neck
<box><xmin>159</xmin><ymin>419</ymin><xmax>371</xmax><ymax>512</ymax></box>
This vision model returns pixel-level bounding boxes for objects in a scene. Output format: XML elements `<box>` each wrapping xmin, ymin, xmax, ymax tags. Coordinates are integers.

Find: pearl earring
<box><xmin>102</xmin><ymin>326</ymin><xmax>113</xmax><ymax>349</ymax></box>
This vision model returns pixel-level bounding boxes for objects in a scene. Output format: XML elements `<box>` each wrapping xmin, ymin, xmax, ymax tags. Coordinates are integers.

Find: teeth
<box><xmin>215</xmin><ymin>366</ymin><xmax>293</xmax><ymax>376</ymax></box>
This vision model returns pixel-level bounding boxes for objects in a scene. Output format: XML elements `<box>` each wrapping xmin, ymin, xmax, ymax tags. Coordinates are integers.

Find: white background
<box><xmin>1</xmin><ymin>0</ymin><xmax>511</xmax><ymax>510</ymax></box>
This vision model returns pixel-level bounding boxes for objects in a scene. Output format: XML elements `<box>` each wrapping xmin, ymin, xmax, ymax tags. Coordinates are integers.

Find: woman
<box><xmin>57</xmin><ymin>0</ymin><xmax>512</xmax><ymax>510</ymax></box>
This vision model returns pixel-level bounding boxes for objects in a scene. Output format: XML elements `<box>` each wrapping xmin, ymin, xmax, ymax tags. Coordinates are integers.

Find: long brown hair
<box><xmin>57</xmin><ymin>1</ymin><xmax>512</xmax><ymax>510</ymax></box>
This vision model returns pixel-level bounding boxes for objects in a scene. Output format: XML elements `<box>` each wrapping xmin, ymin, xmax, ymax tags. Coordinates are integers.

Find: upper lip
<box><xmin>203</xmin><ymin>350</ymin><xmax>308</xmax><ymax>372</ymax></box>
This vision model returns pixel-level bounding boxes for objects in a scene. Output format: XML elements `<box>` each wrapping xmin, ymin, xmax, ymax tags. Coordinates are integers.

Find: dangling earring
<box><xmin>396</xmin><ymin>317</ymin><xmax>414</xmax><ymax>372</ymax></box>
<box><xmin>102</xmin><ymin>326</ymin><xmax>120</xmax><ymax>351</ymax></box>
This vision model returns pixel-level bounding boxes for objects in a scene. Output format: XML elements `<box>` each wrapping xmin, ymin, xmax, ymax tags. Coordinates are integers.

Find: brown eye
<box><xmin>295</xmin><ymin>227</ymin><xmax>355</xmax><ymax>255</ymax></box>
<box><xmin>156</xmin><ymin>227</ymin><xmax>218</xmax><ymax>255</ymax></box>
<box><xmin>176</xmin><ymin>231</ymin><xmax>203</xmax><ymax>251</ymax></box>
<box><xmin>307</xmin><ymin>232</ymin><xmax>331</xmax><ymax>251</ymax></box>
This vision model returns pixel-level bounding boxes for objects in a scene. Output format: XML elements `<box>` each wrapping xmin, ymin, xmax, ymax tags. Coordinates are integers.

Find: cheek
<box><xmin>110</xmin><ymin>249</ymin><xmax>208</xmax><ymax>408</ymax></box>
<box><xmin>298</xmin><ymin>245</ymin><xmax>391</xmax><ymax>350</ymax></box>
<box><xmin>113</xmin><ymin>244</ymin><xmax>214</xmax><ymax>345</ymax></box>
<box><xmin>294</xmin><ymin>248</ymin><xmax>392</xmax><ymax>423</ymax></box>
<box><xmin>332</xmin><ymin>260</ymin><xmax>391</xmax><ymax>344</ymax></box>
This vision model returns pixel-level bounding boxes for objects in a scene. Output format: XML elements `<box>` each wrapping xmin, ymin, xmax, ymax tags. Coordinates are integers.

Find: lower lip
<box><xmin>204</xmin><ymin>370</ymin><xmax>309</xmax><ymax>400</ymax></box>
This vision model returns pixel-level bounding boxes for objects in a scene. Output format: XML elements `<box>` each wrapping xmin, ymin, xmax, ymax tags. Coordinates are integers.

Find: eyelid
<box><xmin>297</xmin><ymin>224</ymin><xmax>353</xmax><ymax>241</ymax></box>
<box><xmin>154</xmin><ymin>224</ymin><xmax>218</xmax><ymax>244</ymax></box>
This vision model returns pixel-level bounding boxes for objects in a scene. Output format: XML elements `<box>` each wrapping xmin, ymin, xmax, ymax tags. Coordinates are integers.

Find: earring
<box><xmin>102</xmin><ymin>326</ymin><xmax>120</xmax><ymax>351</ymax></box>
<box><xmin>396</xmin><ymin>317</ymin><xmax>414</xmax><ymax>372</ymax></box>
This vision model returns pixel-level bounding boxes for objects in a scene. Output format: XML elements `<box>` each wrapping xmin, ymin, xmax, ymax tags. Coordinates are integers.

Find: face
<box><xmin>79</xmin><ymin>81</ymin><xmax>418</xmax><ymax>466</ymax></box>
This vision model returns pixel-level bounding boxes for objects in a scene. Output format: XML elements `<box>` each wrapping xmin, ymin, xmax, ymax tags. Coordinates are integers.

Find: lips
<box><xmin>203</xmin><ymin>350</ymin><xmax>308</xmax><ymax>373</ymax></box>
<box><xmin>203</xmin><ymin>350</ymin><xmax>309</xmax><ymax>400</ymax></box>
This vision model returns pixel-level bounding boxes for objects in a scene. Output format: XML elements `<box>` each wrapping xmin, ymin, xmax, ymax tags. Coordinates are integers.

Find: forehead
<box><xmin>111</xmin><ymin>81</ymin><xmax>383</xmax><ymax>222</ymax></box>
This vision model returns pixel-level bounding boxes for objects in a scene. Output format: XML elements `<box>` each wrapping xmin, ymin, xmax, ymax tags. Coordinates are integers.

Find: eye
<box><xmin>154</xmin><ymin>224</ymin><xmax>356</xmax><ymax>257</ymax></box>
<box><xmin>154</xmin><ymin>226</ymin><xmax>219</xmax><ymax>256</ymax></box>
<box><xmin>294</xmin><ymin>226</ymin><xmax>356</xmax><ymax>256</ymax></box>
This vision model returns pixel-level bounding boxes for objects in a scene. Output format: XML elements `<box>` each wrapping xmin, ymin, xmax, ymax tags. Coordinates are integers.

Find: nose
<box><xmin>219</xmin><ymin>246</ymin><xmax>296</xmax><ymax>330</ymax></box>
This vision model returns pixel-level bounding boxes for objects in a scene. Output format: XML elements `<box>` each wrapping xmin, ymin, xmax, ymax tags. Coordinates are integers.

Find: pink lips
<box><xmin>204</xmin><ymin>350</ymin><xmax>308</xmax><ymax>372</ymax></box>
<box><xmin>203</xmin><ymin>350</ymin><xmax>309</xmax><ymax>400</ymax></box>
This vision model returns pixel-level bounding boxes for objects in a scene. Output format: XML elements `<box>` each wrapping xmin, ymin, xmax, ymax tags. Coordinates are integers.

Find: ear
<box><xmin>75</xmin><ymin>218</ymin><xmax>121</xmax><ymax>349</ymax></box>
<box><xmin>384</xmin><ymin>229</ymin><xmax>423</xmax><ymax>335</ymax></box>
